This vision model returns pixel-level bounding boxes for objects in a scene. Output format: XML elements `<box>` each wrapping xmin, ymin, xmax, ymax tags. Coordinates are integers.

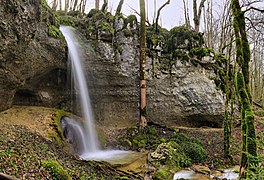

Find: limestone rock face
<box><xmin>78</xmin><ymin>19</ymin><xmax>225</xmax><ymax>128</ymax></box>
<box><xmin>0</xmin><ymin>0</ymin><xmax>67</xmax><ymax>111</ymax></box>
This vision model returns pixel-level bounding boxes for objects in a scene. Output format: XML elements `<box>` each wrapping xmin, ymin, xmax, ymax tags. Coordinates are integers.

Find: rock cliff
<box><xmin>0</xmin><ymin>0</ymin><xmax>67</xmax><ymax>111</ymax></box>
<box><xmin>73</xmin><ymin>13</ymin><xmax>225</xmax><ymax>128</ymax></box>
<box><xmin>0</xmin><ymin>2</ymin><xmax>225</xmax><ymax>128</ymax></box>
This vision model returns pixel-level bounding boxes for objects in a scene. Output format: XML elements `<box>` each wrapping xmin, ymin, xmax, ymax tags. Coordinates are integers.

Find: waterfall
<box><xmin>60</xmin><ymin>26</ymin><xmax>99</xmax><ymax>153</ymax></box>
<box><xmin>60</xmin><ymin>26</ymin><xmax>130</xmax><ymax>161</ymax></box>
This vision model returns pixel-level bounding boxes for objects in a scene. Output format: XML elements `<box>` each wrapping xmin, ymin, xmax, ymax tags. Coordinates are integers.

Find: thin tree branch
<box><xmin>155</xmin><ymin>0</ymin><xmax>170</xmax><ymax>32</ymax></box>
<box><xmin>128</xmin><ymin>5</ymin><xmax>151</xmax><ymax>26</ymax></box>
<box><xmin>244</xmin><ymin>6</ymin><xmax>264</xmax><ymax>13</ymax></box>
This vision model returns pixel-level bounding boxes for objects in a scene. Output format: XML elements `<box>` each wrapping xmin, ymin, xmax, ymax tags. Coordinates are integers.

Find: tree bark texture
<box><xmin>231</xmin><ymin>0</ymin><xmax>258</xmax><ymax>177</ymax></box>
<box><xmin>193</xmin><ymin>0</ymin><xmax>206</xmax><ymax>32</ymax></box>
<box><xmin>139</xmin><ymin>0</ymin><xmax>147</xmax><ymax>128</ymax></box>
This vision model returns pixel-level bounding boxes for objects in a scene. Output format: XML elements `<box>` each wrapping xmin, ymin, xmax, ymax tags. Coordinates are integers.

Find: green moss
<box><xmin>191</xmin><ymin>47</ymin><xmax>213</xmax><ymax>58</ymax></box>
<box><xmin>181</xmin><ymin>141</ymin><xmax>207</xmax><ymax>163</ymax></box>
<box><xmin>172</xmin><ymin>49</ymin><xmax>191</xmax><ymax>61</ymax></box>
<box><xmin>132</xmin><ymin>134</ymin><xmax>147</xmax><ymax>149</ymax></box>
<box><xmin>51</xmin><ymin>110</ymin><xmax>66</xmax><ymax>139</ymax></box>
<box><xmin>125</xmin><ymin>14</ymin><xmax>137</xmax><ymax>28</ymax></box>
<box><xmin>40</xmin><ymin>0</ymin><xmax>50</xmax><ymax>11</ymax></box>
<box><xmin>152</xmin><ymin>169</ymin><xmax>173</xmax><ymax>180</ymax></box>
<box><xmin>100</xmin><ymin>21</ymin><xmax>114</xmax><ymax>35</ymax></box>
<box><xmin>166</xmin><ymin>26</ymin><xmax>204</xmax><ymax>52</ymax></box>
<box><xmin>149</xmin><ymin>141</ymin><xmax>191</xmax><ymax>169</ymax></box>
<box><xmin>171</xmin><ymin>132</ymin><xmax>207</xmax><ymax>163</ymax></box>
<box><xmin>48</xmin><ymin>25</ymin><xmax>63</xmax><ymax>38</ymax></box>
<box><xmin>41</xmin><ymin>160</ymin><xmax>71</xmax><ymax>180</ymax></box>
<box><xmin>59</xmin><ymin>16</ymin><xmax>75</xmax><ymax>26</ymax></box>
<box><xmin>122</xmin><ymin>29</ymin><xmax>133</xmax><ymax>37</ymax></box>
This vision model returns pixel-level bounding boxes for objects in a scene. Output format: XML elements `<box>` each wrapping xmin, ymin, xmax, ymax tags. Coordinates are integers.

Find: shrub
<box><xmin>181</xmin><ymin>141</ymin><xmax>207</xmax><ymax>163</ymax></box>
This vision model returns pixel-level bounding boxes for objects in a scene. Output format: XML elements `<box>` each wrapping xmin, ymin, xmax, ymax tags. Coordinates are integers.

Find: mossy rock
<box><xmin>41</xmin><ymin>160</ymin><xmax>71</xmax><ymax>180</ymax></box>
<box><xmin>165</xmin><ymin>26</ymin><xmax>204</xmax><ymax>52</ymax></box>
<box><xmin>125</xmin><ymin>14</ymin><xmax>137</xmax><ymax>28</ymax></box>
<box><xmin>59</xmin><ymin>16</ymin><xmax>76</xmax><ymax>26</ymax></box>
<box><xmin>148</xmin><ymin>141</ymin><xmax>191</xmax><ymax>169</ymax></box>
<box><xmin>152</xmin><ymin>169</ymin><xmax>174</xmax><ymax>180</ymax></box>
<box><xmin>49</xmin><ymin>110</ymin><xmax>68</xmax><ymax>146</ymax></box>
<box><xmin>48</xmin><ymin>24</ymin><xmax>63</xmax><ymax>38</ymax></box>
<box><xmin>190</xmin><ymin>47</ymin><xmax>214</xmax><ymax>58</ymax></box>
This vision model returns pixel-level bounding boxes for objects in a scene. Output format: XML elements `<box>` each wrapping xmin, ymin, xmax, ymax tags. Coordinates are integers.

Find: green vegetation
<box><xmin>123</xmin><ymin>125</ymin><xmax>207</xmax><ymax>172</ymax></box>
<box><xmin>171</xmin><ymin>132</ymin><xmax>207</xmax><ymax>163</ymax></box>
<box><xmin>125</xmin><ymin>14</ymin><xmax>137</xmax><ymax>28</ymax></box>
<box><xmin>47</xmin><ymin>24</ymin><xmax>63</xmax><ymax>38</ymax></box>
<box><xmin>0</xmin><ymin>124</ymin><xmax>137</xmax><ymax>179</ymax></box>
<box><xmin>51</xmin><ymin>110</ymin><xmax>66</xmax><ymax>139</ymax></box>
<box><xmin>152</xmin><ymin>169</ymin><xmax>173</xmax><ymax>180</ymax></box>
<box><xmin>40</xmin><ymin>0</ymin><xmax>63</xmax><ymax>39</ymax></box>
<box><xmin>42</xmin><ymin>160</ymin><xmax>71</xmax><ymax>180</ymax></box>
<box><xmin>59</xmin><ymin>16</ymin><xmax>75</xmax><ymax>26</ymax></box>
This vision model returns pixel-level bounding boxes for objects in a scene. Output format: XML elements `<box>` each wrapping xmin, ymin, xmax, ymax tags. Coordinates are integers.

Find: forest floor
<box><xmin>0</xmin><ymin>105</ymin><xmax>263</xmax><ymax>179</ymax></box>
<box><xmin>0</xmin><ymin>106</ymin><xmax>141</xmax><ymax>179</ymax></box>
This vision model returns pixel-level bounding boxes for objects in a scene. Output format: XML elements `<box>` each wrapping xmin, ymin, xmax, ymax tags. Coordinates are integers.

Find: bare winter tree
<box><xmin>183</xmin><ymin>0</ymin><xmax>191</xmax><ymax>27</ymax></box>
<box><xmin>139</xmin><ymin>0</ymin><xmax>147</xmax><ymax>128</ymax></box>
<box><xmin>95</xmin><ymin>0</ymin><xmax>100</xmax><ymax>9</ymax></box>
<box><xmin>52</xmin><ymin>0</ymin><xmax>58</xmax><ymax>10</ymax></box>
<box><xmin>115</xmin><ymin>0</ymin><xmax>124</xmax><ymax>15</ymax></box>
<box><xmin>193</xmin><ymin>0</ymin><xmax>206</xmax><ymax>31</ymax></box>
<box><xmin>155</xmin><ymin>0</ymin><xmax>170</xmax><ymax>32</ymax></box>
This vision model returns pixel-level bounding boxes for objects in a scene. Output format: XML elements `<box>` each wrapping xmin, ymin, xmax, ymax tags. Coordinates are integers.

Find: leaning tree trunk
<box><xmin>231</xmin><ymin>0</ymin><xmax>258</xmax><ymax>178</ymax></box>
<box><xmin>139</xmin><ymin>0</ymin><xmax>147</xmax><ymax>128</ymax></box>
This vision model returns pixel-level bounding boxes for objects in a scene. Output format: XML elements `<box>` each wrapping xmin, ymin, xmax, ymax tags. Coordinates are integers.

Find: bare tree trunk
<box><xmin>81</xmin><ymin>0</ymin><xmax>87</xmax><ymax>13</ymax></box>
<box><xmin>101</xmin><ymin>0</ymin><xmax>108</xmax><ymax>11</ymax></box>
<box><xmin>52</xmin><ymin>0</ymin><xmax>58</xmax><ymax>10</ymax></box>
<box><xmin>193</xmin><ymin>0</ymin><xmax>206</xmax><ymax>32</ymax></box>
<box><xmin>155</xmin><ymin>0</ymin><xmax>170</xmax><ymax>32</ymax></box>
<box><xmin>139</xmin><ymin>0</ymin><xmax>147</xmax><ymax>128</ymax></box>
<box><xmin>115</xmin><ymin>0</ymin><xmax>124</xmax><ymax>15</ymax></box>
<box><xmin>73</xmin><ymin>0</ymin><xmax>78</xmax><ymax>11</ymax></box>
<box><xmin>95</xmin><ymin>0</ymin><xmax>100</xmax><ymax>9</ymax></box>
<box><xmin>183</xmin><ymin>0</ymin><xmax>191</xmax><ymax>27</ymax></box>
<box><xmin>59</xmin><ymin>0</ymin><xmax>62</xmax><ymax>10</ymax></box>
<box><xmin>231</xmin><ymin>0</ymin><xmax>258</xmax><ymax>177</ymax></box>
<box><xmin>65</xmin><ymin>0</ymin><xmax>69</xmax><ymax>12</ymax></box>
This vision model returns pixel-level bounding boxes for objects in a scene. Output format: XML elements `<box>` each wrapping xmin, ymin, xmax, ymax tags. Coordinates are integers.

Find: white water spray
<box><xmin>60</xmin><ymin>26</ymin><xmax>99</xmax><ymax>153</ymax></box>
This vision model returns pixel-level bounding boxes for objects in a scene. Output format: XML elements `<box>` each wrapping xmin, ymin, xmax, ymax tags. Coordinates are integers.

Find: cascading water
<box><xmin>60</xmin><ymin>26</ymin><xmax>99</xmax><ymax>153</ymax></box>
<box><xmin>60</xmin><ymin>26</ymin><xmax>130</xmax><ymax>161</ymax></box>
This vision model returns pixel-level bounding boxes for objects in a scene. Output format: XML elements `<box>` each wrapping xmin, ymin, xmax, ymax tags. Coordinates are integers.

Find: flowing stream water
<box><xmin>60</xmin><ymin>26</ymin><xmax>130</xmax><ymax>161</ymax></box>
